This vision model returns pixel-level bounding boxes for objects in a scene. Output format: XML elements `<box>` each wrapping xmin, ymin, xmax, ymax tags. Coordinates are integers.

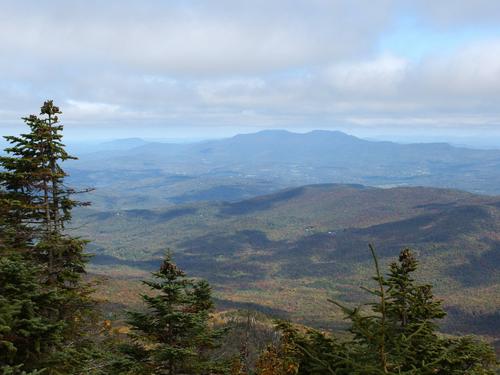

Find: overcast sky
<box><xmin>1</xmin><ymin>0</ymin><xmax>500</xmax><ymax>142</ymax></box>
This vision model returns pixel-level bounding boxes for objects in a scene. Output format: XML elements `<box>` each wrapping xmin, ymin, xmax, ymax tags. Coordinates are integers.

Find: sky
<box><xmin>1</xmin><ymin>0</ymin><xmax>500</xmax><ymax>144</ymax></box>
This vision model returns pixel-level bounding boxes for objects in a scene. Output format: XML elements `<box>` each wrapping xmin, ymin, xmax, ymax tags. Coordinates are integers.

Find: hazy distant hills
<box><xmin>75</xmin><ymin>184</ymin><xmax>500</xmax><ymax>343</ymax></box>
<box><xmin>66</xmin><ymin>130</ymin><xmax>500</xmax><ymax>210</ymax></box>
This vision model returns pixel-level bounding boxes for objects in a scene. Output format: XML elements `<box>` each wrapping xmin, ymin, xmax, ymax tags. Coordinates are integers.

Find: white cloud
<box><xmin>65</xmin><ymin>100</ymin><xmax>120</xmax><ymax>118</ymax></box>
<box><xmin>0</xmin><ymin>0</ymin><xmax>500</xmax><ymax>134</ymax></box>
<box><xmin>0</xmin><ymin>0</ymin><xmax>392</xmax><ymax>76</ymax></box>
<box><xmin>416</xmin><ymin>39</ymin><xmax>500</xmax><ymax>97</ymax></box>
<box><xmin>413</xmin><ymin>0</ymin><xmax>500</xmax><ymax>27</ymax></box>
<box><xmin>325</xmin><ymin>56</ymin><xmax>409</xmax><ymax>96</ymax></box>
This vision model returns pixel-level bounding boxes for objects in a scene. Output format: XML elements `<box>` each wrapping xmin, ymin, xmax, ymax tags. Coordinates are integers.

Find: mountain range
<box><xmin>67</xmin><ymin>130</ymin><xmax>500</xmax><ymax>210</ymax></box>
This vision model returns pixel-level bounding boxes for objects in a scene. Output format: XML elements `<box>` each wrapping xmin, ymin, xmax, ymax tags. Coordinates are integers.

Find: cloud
<box><xmin>65</xmin><ymin>100</ymin><xmax>121</xmax><ymax>119</ymax></box>
<box><xmin>0</xmin><ymin>0</ymin><xmax>392</xmax><ymax>76</ymax></box>
<box><xmin>416</xmin><ymin>39</ymin><xmax>500</xmax><ymax>97</ymax></box>
<box><xmin>0</xmin><ymin>0</ymin><xmax>500</xmax><ymax>136</ymax></box>
<box><xmin>324</xmin><ymin>56</ymin><xmax>409</xmax><ymax>97</ymax></box>
<box><xmin>412</xmin><ymin>0</ymin><xmax>500</xmax><ymax>27</ymax></box>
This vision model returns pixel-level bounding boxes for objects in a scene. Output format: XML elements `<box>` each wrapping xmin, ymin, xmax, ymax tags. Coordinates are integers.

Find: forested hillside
<box><xmin>74</xmin><ymin>184</ymin><xmax>500</xmax><ymax>349</ymax></box>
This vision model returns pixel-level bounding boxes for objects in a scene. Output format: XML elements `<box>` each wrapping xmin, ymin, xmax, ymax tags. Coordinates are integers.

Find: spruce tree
<box><xmin>279</xmin><ymin>246</ymin><xmax>497</xmax><ymax>374</ymax></box>
<box><xmin>0</xmin><ymin>255</ymin><xmax>63</xmax><ymax>374</ymax></box>
<box><xmin>1</xmin><ymin>100</ymin><xmax>91</xmax><ymax>291</ymax></box>
<box><xmin>382</xmin><ymin>248</ymin><xmax>447</xmax><ymax>372</ymax></box>
<box><xmin>0</xmin><ymin>101</ymin><xmax>95</xmax><ymax>374</ymax></box>
<box><xmin>1</xmin><ymin>101</ymin><xmax>91</xmax><ymax>282</ymax></box>
<box><xmin>120</xmin><ymin>253</ymin><xmax>228</xmax><ymax>375</ymax></box>
<box><xmin>0</xmin><ymin>134</ymin><xmax>38</xmax><ymax>253</ymax></box>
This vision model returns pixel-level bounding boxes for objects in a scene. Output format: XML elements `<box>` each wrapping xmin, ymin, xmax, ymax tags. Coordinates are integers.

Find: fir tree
<box><xmin>0</xmin><ymin>255</ymin><xmax>63</xmax><ymax>374</ymax></box>
<box><xmin>279</xmin><ymin>246</ymin><xmax>497</xmax><ymax>374</ymax></box>
<box><xmin>382</xmin><ymin>248</ymin><xmax>447</xmax><ymax>372</ymax></box>
<box><xmin>0</xmin><ymin>137</ymin><xmax>38</xmax><ymax>253</ymax></box>
<box><xmin>0</xmin><ymin>101</ymin><xmax>96</xmax><ymax>374</ymax></box>
<box><xmin>120</xmin><ymin>253</ymin><xmax>228</xmax><ymax>375</ymax></box>
<box><xmin>0</xmin><ymin>100</ymin><xmax>91</xmax><ymax>282</ymax></box>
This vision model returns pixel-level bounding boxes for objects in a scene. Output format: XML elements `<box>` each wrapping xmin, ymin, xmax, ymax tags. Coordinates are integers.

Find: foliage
<box><xmin>215</xmin><ymin>310</ymin><xmax>280</xmax><ymax>374</ymax></box>
<box><xmin>1</xmin><ymin>100</ymin><xmax>91</xmax><ymax>277</ymax></box>
<box><xmin>254</xmin><ymin>325</ymin><xmax>300</xmax><ymax>375</ymax></box>
<box><xmin>0</xmin><ymin>101</ymin><xmax>96</xmax><ymax>374</ymax></box>
<box><xmin>117</xmin><ymin>253</ymin><xmax>229</xmax><ymax>374</ymax></box>
<box><xmin>0</xmin><ymin>255</ymin><xmax>63</xmax><ymax>373</ymax></box>
<box><xmin>276</xmin><ymin>246</ymin><xmax>497</xmax><ymax>374</ymax></box>
<box><xmin>75</xmin><ymin>182</ymin><xmax>500</xmax><ymax>342</ymax></box>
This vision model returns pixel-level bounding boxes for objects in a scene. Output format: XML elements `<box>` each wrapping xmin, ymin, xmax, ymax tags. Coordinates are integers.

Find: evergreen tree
<box><xmin>0</xmin><ymin>101</ymin><xmax>91</xmax><ymax>274</ymax></box>
<box><xmin>120</xmin><ymin>253</ymin><xmax>228</xmax><ymax>375</ymax></box>
<box><xmin>279</xmin><ymin>246</ymin><xmax>497</xmax><ymax>374</ymax></box>
<box><xmin>0</xmin><ymin>101</ymin><xmax>96</xmax><ymax>374</ymax></box>
<box><xmin>0</xmin><ymin>255</ymin><xmax>63</xmax><ymax>374</ymax></box>
<box><xmin>0</xmin><ymin>99</ymin><xmax>93</xmax><ymax>303</ymax></box>
<box><xmin>0</xmin><ymin>143</ymin><xmax>37</xmax><ymax>253</ymax></box>
<box><xmin>382</xmin><ymin>248</ymin><xmax>447</xmax><ymax>371</ymax></box>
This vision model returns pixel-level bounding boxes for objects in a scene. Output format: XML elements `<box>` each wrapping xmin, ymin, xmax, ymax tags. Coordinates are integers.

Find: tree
<box><xmin>254</xmin><ymin>323</ymin><xmax>300</xmax><ymax>375</ymax></box>
<box><xmin>0</xmin><ymin>139</ymin><xmax>38</xmax><ymax>253</ymax></box>
<box><xmin>0</xmin><ymin>255</ymin><xmax>63</xmax><ymax>374</ymax></box>
<box><xmin>0</xmin><ymin>100</ymin><xmax>91</xmax><ymax>282</ymax></box>
<box><xmin>278</xmin><ymin>246</ymin><xmax>497</xmax><ymax>374</ymax></box>
<box><xmin>0</xmin><ymin>99</ymin><xmax>93</xmax><ymax>306</ymax></box>
<box><xmin>119</xmin><ymin>253</ymin><xmax>228</xmax><ymax>375</ymax></box>
<box><xmin>0</xmin><ymin>101</ymin><xmax>96</xmax><ymax>374</ymax></box>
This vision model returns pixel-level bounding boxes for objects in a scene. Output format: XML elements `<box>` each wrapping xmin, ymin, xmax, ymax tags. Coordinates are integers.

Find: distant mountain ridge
<box><xmin>121</xmin><ymin>130</ymin><xmax>467</xmax><ymax>163</ymax></box>
<box><xmin>66</xmin><ymin>130</ymin><xmax>500</xmax><ymax>210</ymax></box>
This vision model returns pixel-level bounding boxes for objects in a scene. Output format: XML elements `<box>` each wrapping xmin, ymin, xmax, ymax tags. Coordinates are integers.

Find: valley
<box><xmin>74</xmin><ymin>183</ymin><xmax>500</xmax><ymax>350</ymax></box>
